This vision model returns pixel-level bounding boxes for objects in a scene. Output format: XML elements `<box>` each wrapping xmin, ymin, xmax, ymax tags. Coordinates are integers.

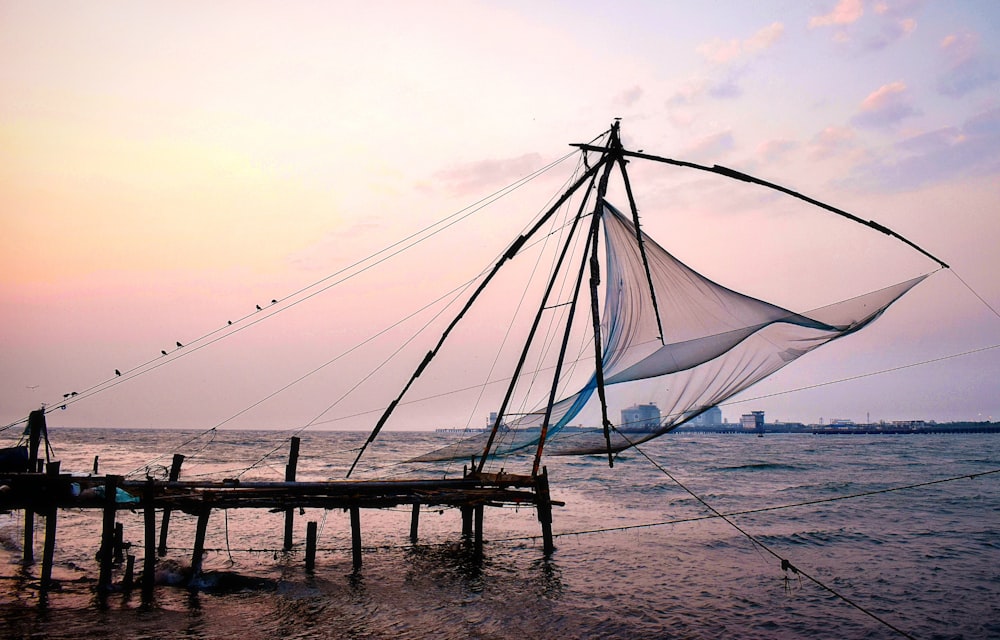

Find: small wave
<box><xmin>711</xmin><ymin>462</ymin><xmax>808</xmax><ymax>472</ymax></box>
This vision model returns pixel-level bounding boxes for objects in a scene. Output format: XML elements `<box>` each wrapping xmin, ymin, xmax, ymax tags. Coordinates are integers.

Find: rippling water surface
<box><xmin>1</xmin><ymin>429</ymin><xmax>997</xmax><ymax>639</ymax></box>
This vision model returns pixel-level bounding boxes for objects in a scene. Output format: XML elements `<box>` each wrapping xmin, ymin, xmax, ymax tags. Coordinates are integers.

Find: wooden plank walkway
<box><xmin>0</xmin><ymin>433</ymin><xmax>560</xmax><ymax>604</ymax></box>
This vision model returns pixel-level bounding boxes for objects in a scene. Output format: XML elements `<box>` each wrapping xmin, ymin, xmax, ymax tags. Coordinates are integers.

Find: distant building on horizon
<box><xmin>741</xmin><ymin>411</ymin><xmax>765</xmax><ymax>433</ymax></box>
<box><xmin>689</xmin><ymin>406</ymin><xmax>722</xmax><ymax>426</ymax></box>
<box><xmin>621</xmin><ymin>403</ymin><xmax>661</xmax><ymax>432</ymax></box>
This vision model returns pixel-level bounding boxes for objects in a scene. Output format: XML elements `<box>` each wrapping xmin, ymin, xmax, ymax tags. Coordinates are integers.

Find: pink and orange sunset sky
<box><xmin>2</xmin><ymin>1</ymin><xmax>999</xmax><ymax>433</ymax></box>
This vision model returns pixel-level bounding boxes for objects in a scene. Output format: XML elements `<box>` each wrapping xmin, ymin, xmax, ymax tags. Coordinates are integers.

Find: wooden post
<box><xmin>283</xmin><ymin>437</ymin><xmax>300</xmax><ymax>551</ymax></box>
<box><xmin>113</xmin><ymin>522</ymin><xmax>125</xmax><ymax>563</ymax></box>
<box><xmin>40</xmin><ymin>508</ymin><xmax>56</xmax><ymax>591</ymax></box>
<box><xmin>349</xmin><ymin>506</ymin><xmax>362</xmax><ymax>571</ymax></box>
<box><xmin>93</xmin><ymin>455</ymin><xmax>99</xmax><ymax>475</ymax></box>
<box><xmin>409</xmin><ymin>504</ymin><xmax>420</xmax><ymax>543</ymax></box>
<box><xmin>157</xmin><ymin>454</ymin><xmax>184</xmax><ymax>556</ymax></box>
<box><xmin>461</xmin><ymin>506</ymin><xmax>473</xmax><ymax>539</ymax></box>
<box><xmin>535</xmin><ymin>466</ymin><xmax>555</xmax><ymax>556</ymax></box>
<box><xmin>190</xmin><ymin>505</ymin><xmax>211</xmax><ymax>581</ymax></box>
<box><xmin>97</xmin><ymin>475</ymin><xmax>120</xmax><ymax>594</ymax></box>
<box><xmin>473</xmin><ymin>504</ymin><xmax>484</xmax><ymax>556</ymax></box>
<box><xmin>305</xmin><ymin>521</ymin><xmax>317</xmax><ymax>574</ymax></box>
<box><xmin>22</xmin><ymin>508</ymin><xmax>34</xmax><ymax>565</ymax></box>
<box><xmin>123</xmin><ymin>555</ymin><xmax>135</xmax><ymax>591</ymax></box>
<box><xmin>142</xmin><ymin>478</ymin><xmax>156</xmax><ymax>602</ymax></box>
<box><xmin>40</xmin><ymin>461</ymin><xmax>60</xmax><ymax>594</ymax></box>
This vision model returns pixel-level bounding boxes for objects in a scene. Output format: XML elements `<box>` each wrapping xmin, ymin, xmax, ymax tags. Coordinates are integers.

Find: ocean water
<box><xmin>0</xmin><ymin>428</ymin><xmax>997</xmax><ymax>639</ymax></box>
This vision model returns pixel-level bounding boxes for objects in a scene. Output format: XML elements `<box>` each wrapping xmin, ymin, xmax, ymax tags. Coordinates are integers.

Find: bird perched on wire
<box><xmin>115</xmin><ymin>369</ymin><xmax>121</xmax><ymax>376</ymax></box>
<box><xmin>161</xmin><ymin>350</ymin><xmax>167</xmax><ymax>356</ymax></box>
<box><xmin>256</xmin><ymin>304</ymin><xmax>262</xmax><ymax>311</ymax></box>
<box><xmin>176</xmin><ymin>341</ymin><xmax>183</xmax><ymax>348</ymax></box>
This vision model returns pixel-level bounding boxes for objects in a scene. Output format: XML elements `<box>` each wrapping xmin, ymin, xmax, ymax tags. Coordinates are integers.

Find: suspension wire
<box><xmin>951</xmin><ymin>268</ymin><xmax>1000</xmax><ymax>320</ymax></box>
<box><xmin>1</xmin><ymin>149</ymin><xmax>579</xmax><ymax>437</ymax></box>
<box><xmin>619</xmin><ymin>432</ymin><xmax>918</xmax><ymax>640</ymax></box>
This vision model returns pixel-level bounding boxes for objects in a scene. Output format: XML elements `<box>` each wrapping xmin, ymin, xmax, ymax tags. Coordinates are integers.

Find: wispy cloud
<box><xmin>426</xmin><ymin>153</ymin><xmax>545</xmax><ymax>196</ymax></box>
<box><xmin>683</xmin><ymin>131</ymin><xmax>735</xmax><ymax>161</ymax></box>
<box><xmin>807</xmin><ymin>126</ymin><xmax>857</xmax><ymax>160</ymax></box>
<box><xmin>808</xmin><ymin>0</ymin><xmax>864</xmax><ymax>28</ymax></box>
<box><xmin>811</xmin><ymin>0</ymin><xmax>919</xmax><ymax>49</ymax></box>
<box><xmin>756</xmin><ymin>139</ymin><xmax>799</xmax><ymax>164</ymax></box>
<box><xmin>696</xmin><ymin>22</ymin><xmax>784</xmax><ymax>64</ymax></box>
<box><xmin>849</xmin><ymin>106</ymin><xmax>1000</xmax><ymax>190</ymax></box>
<box><xmin>615</xmin><ymin>86</ymin><xmax>643</xmax><ymax>107</ymax></box>
<box><xmin>850</xmin><ymin>81</ymin><xmax>919</xmax><ymax>128</ymax></box>
<box><xmin>936</xmin><ymin>32</ymin><xmax>998</xmax><ymax>98</ymax></box>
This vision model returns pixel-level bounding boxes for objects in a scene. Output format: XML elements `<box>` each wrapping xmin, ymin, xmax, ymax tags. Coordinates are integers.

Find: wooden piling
<box><xmin>157</xmin><ymin>453</ymin><xmax>184</xmax><ymax>557</ymax></box>
<box><xmin>191</xmin><ymin>506</ymin><xmax>211</xmax><ymax>580</ymax></box>
<box><xmin>40</xmin><ymin>461</ymin><xmax>60</xmax><ymax>594</ymax></box>
<box><xmin>473</xmin><ymin>504</ymin><xmax>484</xmax><ymax>556</ymax></box>
<box><xmin>142</xmin><ymin>478</ymin><xmax>156</xmax><ymax>602</ymax></box>
<box><xmin>461</xmin><ymin>506</ymin><xmax>473</xmax><ymax>538</ymax></box>
<box><xmin>349</xmin><ymin>506</ymin><xmax>362</xmax><ymax>571</ymax></box>
<box><xmin>97</xmin><ymin>475</ymin><xmax>120</xmax><ymax>593</ymax></box>
<box><xmin>283</xmin><ymin>437</ymin><xmax>300</xmax><ymax>551</ymax></box>
<box><xmin>409</xmin><ymin>503</ymin><xmax>420</xmax><ymax>543</ymax></box>
<box><xmin>123</xmin><ymin>555</ymin><xmax>135</xmax><ymax>591</ymax></box>
<box><xmin>305</xmin><ymin>521</ymin><xmax>317</xmax><ymax>573</ymax></box>
<box><xmin>113</xmin><ymin>522</ymin><xmax>125</xmax><ymax>563</ymax></box>
<box><xmin>535</xmin><ymin>467</ymin><xmax>555</xmax><ymax>555</ymax></box>
<box><xmin>22</xmin><ymin>508</ymin><xmax>34</xmax><ymax>565</ymax></box>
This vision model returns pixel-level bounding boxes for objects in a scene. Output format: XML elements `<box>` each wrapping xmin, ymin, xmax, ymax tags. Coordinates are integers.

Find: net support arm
<box><xmin>347</xmin><ymin>154</ymin><xmax>611</xmax><ymax>477</ymax></box>
<box><xmin>570</xmin><ymin>144</ymin><xmax>949</xmax><ymax>269</ymax></box>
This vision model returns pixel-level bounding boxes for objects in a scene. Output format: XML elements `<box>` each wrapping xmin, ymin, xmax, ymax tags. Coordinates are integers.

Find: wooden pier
<box><xmin>0</xmin><ymin>411</ymin><xmax>561</xmax><ymax>602</ymax></box>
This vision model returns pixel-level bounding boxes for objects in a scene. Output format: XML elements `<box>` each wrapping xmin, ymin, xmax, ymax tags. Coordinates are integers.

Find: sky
<box><xmin>2</xmin><ymin>0</ymin><xmax>999</xmax><ymax>434</ymax></box>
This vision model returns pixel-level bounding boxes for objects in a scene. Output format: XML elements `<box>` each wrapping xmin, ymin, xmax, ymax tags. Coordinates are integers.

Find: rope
<box><xmin>621</xmin><ymin>435</ymin><xmax>919</xmax><ymax>640</ymax></box>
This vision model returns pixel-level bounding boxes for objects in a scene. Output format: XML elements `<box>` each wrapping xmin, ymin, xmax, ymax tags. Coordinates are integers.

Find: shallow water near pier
<box><xmin>1</xmin><ymin>429</ymin><xmax>998</xmax><ymax>639</ymax></box>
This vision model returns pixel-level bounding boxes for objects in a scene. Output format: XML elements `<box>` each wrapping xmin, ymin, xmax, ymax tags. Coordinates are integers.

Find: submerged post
<box><xmin>40</xmin><ymin>461</ymin><xmax>60</xmax><ymax>594</ymax></box>
<box><xmin>191</xmin><ymin>505</ymin><xmax>211</xmax><ymax>581</ymax></box>
<box><xmin>98</xmin><ymin>475</ymin><xmax>121</xmax><ymax>594</ymax></box>
<box><xmin>349</xmin><ymin>506</ymin><xmax>362</xmax><ymax>571</ymax></box>
<box><xmin>473</xmin><ymin>504</ymin><xmax>484</xmax><ymax>557</ymax></box>
<box><xmin>409</xmin><ymin>503</ymin><xmax>420</xmax><ymax>543</ymax></box>
<box><xmin>142</xmin><ymin>478</ymin><xmax>156</xmax><ymax>602</ymax></box>
<box><xmin>535</xmin><ymin>467</ymin><xmax>555</xmax><ymax>555</ymax></box>
<box><xmin>461</xmin><ymin>506</ymin><xmax>473</xmax><ymax>539</ymax></box>
<box><xmin>22</xmin><ymin>508</ymin><xmax>34</xmax><ymax>565</ymax></box>
<box><xmin>283</xmin><ymin>437</ymin><xmax>300</xmax><ymax>551</ymax></box>
<box><xmin>305</xmin><ymin>521</ymin><xmax>317</xmax><ymax>574</ymax></box>
<box><xmin>157</xmin><ymin>454</ymin><xmax>184</xmax><ymax>556</ymax></box>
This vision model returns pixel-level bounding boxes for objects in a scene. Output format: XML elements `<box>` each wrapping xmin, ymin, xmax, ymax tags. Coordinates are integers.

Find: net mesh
<box><xmin>412</xmin><ymin>201</ymin><xmax>927</xmax><ymax>463</ymax></box>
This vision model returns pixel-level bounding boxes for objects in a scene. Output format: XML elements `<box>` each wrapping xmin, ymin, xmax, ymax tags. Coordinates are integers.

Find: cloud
<box><xmin>936</xmin><ymin>32</ymin><xmax>998</xmax><ymax>98</ymax></box>
<box><xmin>812</xmin><ymin>0</ymin><xmax>919</xmax><ymax>49</ymax></box>
<box><xmin>683</xmin><ymin>131</ymin><xmax>735</xmax><ymax>161</ymax></box>
<box><xmin>849</xmin><ymin>107</ymin><xmax>1000</xmax><ymax>190</ymax></box>
<box><xmin>428</xmin><ymin>153</ymin><xmax>545</xmax><ymax>196</ymax></box>
<box><xmin>615</xmin><ymin>86</ymin><xmax>643</xmax><ymax>107</ymax></box>
<box><xmin>808</xmin><ymin>126</ymin><xmax>857</xmax><ymax>160</ymax></box>
<box><xmin>756</xmin><ymin>139</ymin><xmax>799</xmax><ymax>163</ymax></box>
<box><xmin>850</xmin><ymin>81</ymin><xmax>919</xmax><ymax>128</ymax></box>
<box><xmin>808</xmin><ymin>0</ymin><xmax>864</xmax><ymax>28</ymax></box>
<box><xmin>696</xmin><ymin>22</ymin><xmax>784</xmax><ymax>64</ymax></box>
